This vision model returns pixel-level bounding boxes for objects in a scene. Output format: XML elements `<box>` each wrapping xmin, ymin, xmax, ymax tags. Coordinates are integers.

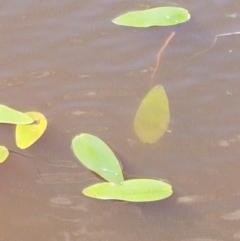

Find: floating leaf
<box><xmin>83</xmin><ymin>178</ymin><xmax>173</xmax><ymax>202</ymax></box>
<box><xmin>134</xmin><ymin>85</ymin><xmax>170</xmax><ymax>144</ymax></box>
<box><xmin>0</xmin><ymin>104</ymin><xmax>33</xmax><ymax>124</ymax></box>
<box><xmin>72</xmin><ymin>133</ymin><xmax>124</xmax><ymax>184</ymax></box>
<box><xmin>0</xmin><ymin>146</ymin><xmax>9</xmax><ymax>163</ymax></box>
<box><xmin>112</xmin><ymin>6</ymin><xmax>190</xmax><ymax>27</ymax></box>
<box><xmin>16</xmin><ymin>112</ymin><xmax>47</xmax><ymax>149</ymax></box>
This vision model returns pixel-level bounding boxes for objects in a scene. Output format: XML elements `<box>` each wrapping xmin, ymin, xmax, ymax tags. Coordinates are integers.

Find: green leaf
<box><xmin>134</xmin><ymin>85</ymin><xmax>170</xmax><ymax>144</ymax></box>
<box><xmin>15</xmin><ymin>112</ymin><xmax>47</xmax><ymax>149</ymax></box>
<box><xmin>83</xmin><ymin>178</ymin><xmax>173</xmax><ymax>202</ymax></box>
<box><xmin>112</xmin><ymin>6</ymin><xmax>190</xmax><ymax>27</ymax></box>
<box><xmin>72</xmin><ymin>133</ymin><xmax>124</xmax><ymax>184</ymax></box>
<box><xmin>0</xmin><ymin>104</ymin><xmax>33</xmax><ymax>124</ymax></box>
<box><xmin>0</xmin><ymin>146</ymin><xmax>9</xmax><ymax>163</ymax></box>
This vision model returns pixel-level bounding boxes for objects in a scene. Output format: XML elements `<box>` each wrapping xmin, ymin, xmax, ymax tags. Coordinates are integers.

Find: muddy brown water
<box><xmin>1</xmin><ymin>1</ymin><xmax>240</xmax><ymax>240</ymax></box>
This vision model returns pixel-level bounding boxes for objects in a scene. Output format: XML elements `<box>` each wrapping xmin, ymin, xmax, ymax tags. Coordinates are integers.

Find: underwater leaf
<box><xmin>134</xmin><ymin>85</ymin><xmax>170</xmax><ymax>144</ymax></box>
<box><xmin>72</xmin><ymin>133</ymin><xmax>124</xmax><ymax>184</ymax></box>
<box><xmin>83</xmin><ymin>178</ymin><xmax>173</xmax><ymax>202</ymax></box>
<box><xmin>16</xmin><ymin>112</ymin><xmax>47</xmax><ymax>149</ymax></box>
<box><xmin>0</xmin><ymin>104</ymin><xmax>33</xmax><ymax>124</ymax></box>
<box><xmin>112</xmin><ymin>6</ymin><xmax>190</xmax><ymax>27</ymax></box>
<box><xmin>0</xmin><ymin>146</ymin><xmax>9</xmax><ymax>163</ymax></box>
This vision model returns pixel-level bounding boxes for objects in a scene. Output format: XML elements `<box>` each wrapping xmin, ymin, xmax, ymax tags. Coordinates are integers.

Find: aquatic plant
<box><xmin>0</xmin><ymin>104</ymin><xmax>33</xmax><ymax>124</ymax></box>
<box><xmin>0</xmin><ymin>104</ymin><xmax>47</xmax><ymax>162</ymax></box>
<box><xmin>0</xmin><ymin>4</ymin><xmax>193</xmax><ymax>202</ymax></box>
<box><xmin>0</xmin><ymin>145</ymin><xmax>9</xmax><ymax>163</ymax></box>
<box><xmin>83</xmin><ymin>179</ymin><xmax>173</xmax><ymax>202</ymax></box>
<box><xmin>134</xmin><ymin>85</ymin><xmax>170</xmax><ymax>144</ymax></box>
<box><xmin>16</xmin><ymin>112</ymin><xmax>47</xmax><ymax>149</ymax></box>
<box><xmin>112</xmin><ymin>6</ymin><xmax>190</xmax><ymax>27</ymax></box>
<box><xmin>72</xmin><ymin>133</ymin><xmax>124</xmax><ymax>184</ymax></box>
<box><xmin>72</xmin><ymin>133</ymin><xmax>173</xmax><ymax>202</ymax></box>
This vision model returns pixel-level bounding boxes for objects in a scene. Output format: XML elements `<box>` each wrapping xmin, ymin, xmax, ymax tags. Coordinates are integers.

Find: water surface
<box><xmin>1</xmin><ymin>1</ymin><xmax>240</xmax><ymax>240</ymax></box>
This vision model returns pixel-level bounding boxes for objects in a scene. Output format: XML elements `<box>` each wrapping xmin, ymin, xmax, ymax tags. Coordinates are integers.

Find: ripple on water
<box><xmin>50</xmin><ymin>196</ymin><xmax>73</xmax><ymax>206</ymax></box>
<box><xmin>182</xmin><ymin>239</ymin><xmax>223</xmax><ymax>241</ymax></box>
<box><xmin>0</xmin><ymin>77</ymin><xmax>22</xmax><ymax>88</ymax></box>
<box><xmin>177</xmin><ymin>195</ymin><xmax>208</xmax><ymax>204</ymax></box>
<box><xmin>27</xmin><ymin>70</ymin><xmax>55</xmax><ymax>79</ymax></box>
<box><xmin>221</xmin><ymin>209</ymin><xmax>240</xmax><ymax>220</ymax></box>
<box><xmin>36</xmin><ymin>172</ymin><xmax>91</xmax><ymax>184</ymax></box>
<box><xmin>234</xmin><ymin>231</ymin><xmax>240</xmax><ymax>239</ymax></box>
<box><xmin>45</xmin><ymin>159</ymin><xmax>78</xmax><ymax>168</ymax></box>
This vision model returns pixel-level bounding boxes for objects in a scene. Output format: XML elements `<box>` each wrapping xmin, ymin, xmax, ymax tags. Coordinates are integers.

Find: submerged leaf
<box><xmin>0</xmin><ymin>105</ymin><xmax>33</xmax><ymax>124</ymax></box>
<box><xmin>0</xmin><ymin>146</ymin><xmax>9</xmax><ymax>163</ymax></box>
<box><xmin>16</xmin><ymin>112</ymin><xmax>47</xmax><ymax>149</ymax></box>
<box><xmin>83</xmin><ymin>178</ymin><xmax>173</xmax><ymax>202</ymax></box>
<box><xmin>72</xmin><ymin>133</ymin><xmax>124</xmax><ymax>184</ymax></box>
<box><xmin>134</xmin><ymin>85</ymin><xmax>170</xmax><ymax>144</ymax></box>
<box><xmin>112</xmin><ymin>6</ymin><xmax>190</xmax><ymax>27</ymax></box>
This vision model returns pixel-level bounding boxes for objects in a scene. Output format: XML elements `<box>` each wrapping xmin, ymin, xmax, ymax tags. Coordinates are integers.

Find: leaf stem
<box><xmin>151</xmin><ymin>31</ymin><xmax>176</xmax><ymax>85</ymax></box>
<box><xmin>186</xmin><ymin>31</ymin><xmax>240</xmax><ymax>62</ymax></box>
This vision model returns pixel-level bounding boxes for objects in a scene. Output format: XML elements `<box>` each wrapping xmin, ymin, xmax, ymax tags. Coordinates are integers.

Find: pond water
<box><xmin>1</xmin><ymin>0</ymin><xmax>240</xmax><ymax>240</ymax></box>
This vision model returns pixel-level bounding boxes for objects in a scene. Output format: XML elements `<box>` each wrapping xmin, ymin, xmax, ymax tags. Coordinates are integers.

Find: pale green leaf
<box><xmin>134</xmin><ymin>85</ymin><xmax>170</xmax><ymax>144</ymax></box>
<box><xmin>0</xmin><ymin>104</ymin><xmax>33</xmax><ymax>124</ymax></box>
<box><xmin>16</xmin><ymin>112</ymin><xmax>47</xmax><ymax>149</ymax></box>
<box><xmin>0</xmin><ymin>146</ymin><xmax>9</xmax><ymax>163</ymax></box>
<box><xmin>72</xmin><ymin>133</ymin><xmax>124</xmax><ymax>184</ymax></box>
<box><xmin>83</xmin><ymin>178</ymin><xmax>173</xmax><ymax>202</ymax></box>
<box><xmin>112</xmin><ymin>6</ymin><xmax>190</xmax><ymax>27</ymax></box>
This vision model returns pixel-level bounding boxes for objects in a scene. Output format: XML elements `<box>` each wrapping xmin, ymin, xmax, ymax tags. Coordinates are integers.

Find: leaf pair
<box><xmin>72</xmin><ymin>133</ymin><xmax>173</xmax><ymax>202</ymax></box>
<box><xmin>0</xmin><ymin>105</ymin><xmax>47</xmax><ymax>163</ymax></box>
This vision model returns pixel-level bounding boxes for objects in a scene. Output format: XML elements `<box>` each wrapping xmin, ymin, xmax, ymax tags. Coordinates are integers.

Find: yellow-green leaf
<box><xmin>0</xmin><ymin>146</ymin><xmax>9</xmax><ymax>163</ymax></box>
<box><xmin>16</xmin><ymin>112</ymin><xmax>47</xmax><ymax>149</ymax></box>
<box><xmin>134</xmin><ymin>85</ymin><xmax>170</xmax><ymax>143</ymax></box>
<box><xmin>72</xmin><ymin>133</ymin><xmax>124</xmax><ymax>184</ymax></box>
<box><xmin>83</xmin><ymin>178</ymin><xmax>173</xmax><ymax>202</ymax></box>
<box><xmin>0</xmin><ymin>104</ymin><xmax>33</xmax><ymax>124</ymax></box>
<box><xmin>112</xmin><ymin>6</ymin><xmax>190</xmax><ymax>27</ymax></box>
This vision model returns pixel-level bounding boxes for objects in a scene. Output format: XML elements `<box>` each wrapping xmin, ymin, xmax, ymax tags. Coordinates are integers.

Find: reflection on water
<box><xmin>1</xmin><ymin>0</ymin><xmax>240</xmax><ymax>240</ymax></box>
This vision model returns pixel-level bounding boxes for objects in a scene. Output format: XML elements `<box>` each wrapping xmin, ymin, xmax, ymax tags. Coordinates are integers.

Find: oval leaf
<box><xmin>112</xmin><ymin>6</ymin><xmax>190</xmax><ymax>27</ymax></box>
<box><xmin>72</xmin><ymin>134</ymin><xmax>124</xmax><ymax>184</ymax></box>
<box><xmin>134</xmin><ymin>85</ymin><xmax>170</xmax><ymax>144</ymax></box>
<box><xmin>0</xmin><ymin>104</ymin><xmax>33</xmax><ymax>124</ymax></box>
<box><xmin>16</xmin><ymin>112</ymin><xmax>47</xmax><ymax>149</ymax></box>
<box><xmin>0</xmin><ymin>146</ymin><xmax>9</xmax><ymax>163</ymax></box>
<box><xmin>83</xmin><ymin>178</ymin><xmax>173</xmax><ymax>202</ymax></box>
